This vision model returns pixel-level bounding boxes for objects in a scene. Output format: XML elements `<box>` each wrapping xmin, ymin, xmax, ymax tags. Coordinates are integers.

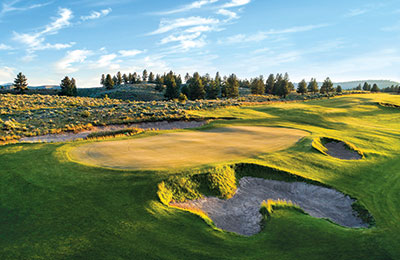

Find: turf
<box><xmin>69</xmin><ymin>126</ymin><xmax>307</xmax><ymax>170</ymax></box>
<box><xmin>0</xmin><ymin>93</ymin><xmax>400</xmax><ymax>259</ymax></box>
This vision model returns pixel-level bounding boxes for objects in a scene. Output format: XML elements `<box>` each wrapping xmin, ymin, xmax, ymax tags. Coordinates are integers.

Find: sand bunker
<box><xmin>172</xmin><ymin>177</ymin><xmax>367</xmax><ymax>236</ymax></box>
<box><xmin>324</xmin><ymin>141</ymin><xmax>362</xmax><ymax>160</ymax></box>
<box><xmin>19</xmin><ymin>120</ymin><xmax>206</xmax><ymax>143</ymax></box>
<box><xmin>69</xmin><ymin>126</ymin><xmax>307</xmax><ymax>170</ymax></box>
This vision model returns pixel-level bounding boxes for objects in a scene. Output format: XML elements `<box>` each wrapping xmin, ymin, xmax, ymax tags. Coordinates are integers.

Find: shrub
<box><xmin>86</xmin><ymin>128</ymin><xmax>143</xmax><ymax>139</ymax></box>
<box><xmin>157</xmin><ymin>182</ymin><xmax>173</xmax><ymax>205</ymax></box>
<box><xmin>207</xmin><ymin>166</ymin><xmax>237</xmax><ymax>199</ymax></box>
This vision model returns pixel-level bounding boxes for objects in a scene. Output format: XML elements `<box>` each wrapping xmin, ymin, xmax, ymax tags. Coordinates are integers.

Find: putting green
<box><xmin>69</xmin><ymin>126</ymin><xmax>307</xmax><ymax>170</ymax></box>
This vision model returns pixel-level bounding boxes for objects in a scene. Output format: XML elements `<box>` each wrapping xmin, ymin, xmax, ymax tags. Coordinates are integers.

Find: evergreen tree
<box><xmin>184</xmin><ymin>73</ymin><xmax>191</xmax><ymax>83</ymax></box>
<box><xmin>320</xmin><ymin>77</ymin><xmax>334</xmax><ymax>94</ymax></box>
<box><xmin>225</xmin><ymin>74</ymin><xmax>239</xmax><ymax>98</ymax></box>
<box><xmin>175</xmin><ymin>74</ymin><xmax>182</xmax><ymax>87</ymax></box>
<box><xmin>104</xmin><ymin>74</ymin><xmax>114</xmax><ymax>90</ymax></box>
<box><xmin>128</xmin><ymin>73</ymin><xmax>134</xmax><ymax>84</ymax></box>
<box><xmin>155</xmin><ymin>74</ymin><xmax>164</xmax><ymax>92</ymax></box>
<box><xmin>149</xmin><ymin>72</ymin><xmax>155</xmax><ymax>83</ymax></box>
<box><xmin>272</xmin><ymin>74</ymin><xmax>282</xmax><ymax>95</ymax></box>
<box><xmin>265</xmin><ymin>74</ymin><xmax>275</xmax><ymax>94</ymax></box>
<box><xmin>13</xmin><ymin>72</ymin><xmax>28</xmax><ymax>94</ymax></box>
<box><xmin>116</xmin><ymin>71</ymin><xmax>123</xmax><ymax>85</ymax></box>
<box><xmin>122</xmin><ymin>74</ymin><xmax>129</xmax><ymax>84</ymax></box>
<box><xmin>276</xmin><ymin>76</ymin><xmax>290</xmax><ymax>98</ymax></box>
<box><xmin>336</xmin><ymin>85</ymin><xmax>343</xmax><ymax>93</ymax></box>
<box><xmin>112</xmin><ymin>75</ymin><xmax>118</xmax><ymax>86</ymax></box>
<box><xmin>181</xmin><ymin>84</ymin><xmax>189</xmax><ymax>97</ymax></box>
<box><xmin>100</xmin><ymin>74</ymin><xmax>105</xmax><ymax>87</ymax></box>
<box><xmin>356</xmin><ymin>84</ymin><xmax>362</xmax><ymax>90</ymax></box>
<box><xmin>206</xmin><ymin>80</ymin><xmax>220</xmax><ymax>99</ymax></box>
<box><xmin>363</xmin><ymin>82</ymin><xmax>371</xmax><ymax>91</ymax></box>
<box><xmin>60</xmin><ymin>76</ymin><xmax>77</xmax><ymax>96</ymax></box>
<box><xmin>164</xmin><ymin>71</ymin><xmax>180</xmax><ymax>100</ymax></box>
<box><xmin>132</xmin><ymin>72</ymin><xmax>138</xmax><ymax>84</ymax></box>
<box><xmin>188</xmin><ymin>72</ymin><xmax>205</xmax><ymax>100</ymax></box>
<box><xmin>307</xmin><ymin>78</ymin><xmax>319</xmax><ymax>94</ymax></box>
<box><xmin>250</xmin><ymin>77</ymin><xmax>265</xmax><ymax>95</ymax></box>
<box><xmin>371</xmin><ymin>84</ymin><xmax>379</xmax><ymax>93</ymax></box>
<box><xmin>143</xmin><ymin>69</ymin><xmax>148</xmax><ymax>82</ymax></box>
<box><xmin>297</xmin><ymin>79</ymin><xmax>307</xmax><ymax>95</ymax></box>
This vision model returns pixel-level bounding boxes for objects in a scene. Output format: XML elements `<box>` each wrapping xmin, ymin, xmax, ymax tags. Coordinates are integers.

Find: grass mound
<box><xmin>260</xmin><ymin>199</ymin><xmax>305</xmax><ymax>220</ymax></box>
<box><xmin>86</xmin><ymin>128</ymin><xmax>143</xmax><ymax>140</ymax></box>
<box><xmin>312</xmin><ymin>137</ymin><xmax>364</xmax><ymax>159</ymax></box>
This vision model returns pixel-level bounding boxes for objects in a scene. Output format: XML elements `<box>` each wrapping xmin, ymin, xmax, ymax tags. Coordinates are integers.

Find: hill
<box><xmin>333</xmin><ymin>80</ymin><xmax>400</xmax><ymax>89</ymax></box>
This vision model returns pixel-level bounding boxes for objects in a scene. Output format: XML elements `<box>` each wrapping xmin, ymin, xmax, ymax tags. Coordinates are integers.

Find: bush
<box><xmin>207</xmin><ymin>166</ymin><xmax>237</xmax><ymax>199</ymax></box>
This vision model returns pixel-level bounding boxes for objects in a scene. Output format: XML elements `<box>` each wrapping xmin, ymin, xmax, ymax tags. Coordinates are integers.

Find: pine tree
<box><xmin>132</xmin><ymin>72</ymin><xmax>138</xmax><ymax>84</ymax></box>
<box><xmin>356</xmin><ymin>84</ymin><xmax>362</xmax><ymax>90</ymax></box>
<box><xmin>116</xmin><ymin>71</ymin><xmax>122</xmax><ymax>86</ymax></box>
<box><xmin>297</xmin><ymin>79</ymin><xmax>307</xmax><ymax>95</ymax></box>
<box><xmin>149</xmin><ymin>72</ymin><xmax>155</xmax><ymax>83</ymax></box>
<box><xmin>184</xmin><ymin>73</ymin><xmax>191</xmax><ymax>83</ymax></box>
<box><xmin>143</xmin><ymin>69</ymin><xmax>148</xmax><ymax>82</ymax></box>
<box><xmin>13</xmin><ymin>72</ymin><xmax>28</xmax><ymax>94</ymax></box>
<box><xmin>307</xmin><ymin>78</ymin><xmax>319</xmax><ymax>94</ymax></box>
<box><xmin>363</xmin><ymin>82</ymin><xmax>371</xmax><ymax>91</ymax></box>
<box><xmin>250</xmin><ymin>77</ymin><xmax>265</xmax><ymax>95</ymax></box>
<box><xmin>188</xmin><ymin>72</ymin><xmax>205</xmax><ymax>100</ymax></box>
<box><xmin>122</xmin><ymin>74</ymin><xmax>129</xmax><ymax>84</ymax></box>
<box><xmin>100</xmin><ymin>74</ymin><xmax>105</xmax><ymax>87</ymax></box>
<box><xmin>371</xmin><ymin>84</ymin><xmax>379</xmax><ymax>93</ymax></box>
<box><xmin>272</xmin><ymin>74</ymin><xmax>282</xmax><ymax>96</ymax></box>
<box><xmin>60</xmin><ymin>76</ymin><xmax>77</xmax><ymax>96</ymax></box>
<box><xmin>321</xmin><ymin>77</ymin><xmax>334</xmax><ymax>94</ymax></box>
<box><xmin>105</xmin><ymin>74</ymin><xmax>114</xmax><ymax>90</ymax></box>
<box><xmin>336</xmin><ymin>85</ymin><xmax>343</xmax><ymax>93</ymax></box>
<box><xmin>164</xmin><ymin>71</ymin><xmax>179</xmax><ymax>100</ymax></box>
<box><xmin>225</xmin><ymin>74</ymin><xmax>239</xmax><ymax>98</ymax></box>
<box><xmin>265</xmin><ymin>74</ymin><xmax>275</xmax><ymax>94</ymax></box>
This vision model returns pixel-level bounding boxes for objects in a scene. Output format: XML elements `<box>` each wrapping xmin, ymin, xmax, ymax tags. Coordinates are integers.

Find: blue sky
<box><xmin>0</xmin><ymin>0</ymin><xmax>400</xmax><ymax>87</ymax></box>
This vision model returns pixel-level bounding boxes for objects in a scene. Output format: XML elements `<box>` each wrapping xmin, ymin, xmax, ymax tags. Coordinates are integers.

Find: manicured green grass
<box><xmin>1</xmin><ymin>93</ymin><xmax>399</xmax><ymax>259</ymax></box>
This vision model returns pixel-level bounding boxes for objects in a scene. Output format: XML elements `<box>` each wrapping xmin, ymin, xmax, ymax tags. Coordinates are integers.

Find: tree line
<box><xmin>353</xmin><ymin>82</ymin><xmax>381</xmax><ymax>92</ymax></box>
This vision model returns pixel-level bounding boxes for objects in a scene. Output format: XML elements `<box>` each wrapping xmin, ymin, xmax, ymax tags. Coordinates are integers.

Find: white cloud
<box><xmin>118</xmin><ymin>49</ymin><xmax>143</xmax><ymax>57</ymax></box>
<box><xmin>222</xmin><ymin>0</ymin><xmax>251</xmax><ymax>8</ymax></box>
<box><xmin>0</xmin><ymin>1</ymin><xmax>51</xmax><ymax>18</ymax></box>
<box><xmin>156</xmin><ymin>0</ymin><xmax>219</xmax><ymax>15</ymax></box>
<box><xmin>81</xmin><ymin>8</ymin><xmax>112</xmax><ymax>21</ymax></box>
<box><xmin>346</xmin><ymin>8</ymin><xmax>368</xmax><ymax>17</ymax></box>
<box><xmin>217</xmin><ymin>9</ymin><xmax>238</xmax><ymax>20</ymax></box>
<box><xmin>150</xmin><ymin>16</ymin><xmax>220</xmax><ymax>35</ymax></box>
<box><xmin>0</xmin><ymin>66</ymin><xmax>14</xmax><ymax>80</ymax></box>
<box><xmin>13</xmin><ymin>8</ymin><xmax>74</xmax><ymax>54</ymax></box>
<box><xmin>56</xmin><ymin>49</ymin><xmax>92</xmax><ymax>73</ymax></box>
<box><xmin>222</xmin><ymin>24</ymin><xmax>329</xmax><ymax>44</ymax></box>
<box><xmin>0</xmin><ymin>43</ymin><xmax>12</xmax><ymax>50</ymax></box>
<box><xmin>91</xmin><ymin>54</ymin><xmax>120</xmax><ymax>70</ymax></box>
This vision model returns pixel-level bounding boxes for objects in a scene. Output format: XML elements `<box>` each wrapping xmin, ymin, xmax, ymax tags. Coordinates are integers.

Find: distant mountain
<box><xmin>28</xmin><ymin>85</ymin><xmax>60</xmax><ymax>90</ymax></box>
<box><xmin>333</xmin><ymin>80</ymin><xmax>400</xmax><ymax>90</ymax></box>
<box><xmin>0</xmin><ymin>84</ymin><xmax>60</xmax><ymax>90</ymax></box>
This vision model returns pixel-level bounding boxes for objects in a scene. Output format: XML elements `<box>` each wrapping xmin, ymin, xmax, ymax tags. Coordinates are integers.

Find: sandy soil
<box><xmin>19</xmin><ymin>120</ymin><xmax>206</xmax><ymax>143</ymax></box>
<box><xmin>172</xmin><ymin>177</ymin><xmax>367</xmax><ymax>236</ymax></box>
<box><xmin>324</xmin><ymin>141</ymin><xmax>362</xmax><ymax>160</ymax></box>
<box><xmin>69</xmin><ymin>126</ymin><xmax>307</xmax><ymax>170</ymax></box>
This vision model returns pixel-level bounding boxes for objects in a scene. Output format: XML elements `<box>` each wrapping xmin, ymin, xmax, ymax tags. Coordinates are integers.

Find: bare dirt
<box><xmin>324</xmin><ymin>141</ymin><xmax>362</xmax><ymax>160</ymax></box>
<box><xmin>172</xmin><ymin>177</ymin><xmax>367</xmax><ymax>236</ymax></box>
<box><xmin>19</xmin><ymin>120</ymin><xmax>206</xmax><ymax>143</ymax></box>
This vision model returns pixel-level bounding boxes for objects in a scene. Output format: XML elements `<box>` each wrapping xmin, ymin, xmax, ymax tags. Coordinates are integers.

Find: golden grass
<box><xmin>69</xmin><ymin>126</ymin><xmax>307</xmax><ymax>170</ymax></box>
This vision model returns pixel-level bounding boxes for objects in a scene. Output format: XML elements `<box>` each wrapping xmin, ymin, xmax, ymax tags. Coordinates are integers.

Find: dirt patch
<box><xmin>19</xmin><ymin>120</ymin><xmax>206</xmax><ymax>143</ymax></box>
<box><xmin>324</xmin><ymin>141</ymin><xmax>362</xmax><ymax>160</ymax></box>
<box><xmin>172</xmin><ymin>177</ymin><xmax>367</xmax><ymax>236</ymax></box>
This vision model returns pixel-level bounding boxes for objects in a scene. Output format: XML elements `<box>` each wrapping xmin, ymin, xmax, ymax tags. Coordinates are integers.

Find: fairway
<box><xmin>69</xmin><ymin>126</ymin><xmax>307</xmax><ymax>170</ymax></box>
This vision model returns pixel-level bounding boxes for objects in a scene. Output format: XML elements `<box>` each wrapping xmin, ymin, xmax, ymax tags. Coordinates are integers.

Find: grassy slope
<box><xmin>1</xmin><ymin>93</ymin><xmax>399</xmax><ymax>259</ymax></box>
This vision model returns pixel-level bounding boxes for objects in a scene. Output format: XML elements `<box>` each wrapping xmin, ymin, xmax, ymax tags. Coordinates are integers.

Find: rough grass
<box><xmin>69</xmin><ymin>126</ymin><xmax>307</xmax><ymax>170</ymax></box>
<box><xmin>1</xmin><ymin>93</ymin><xmax>400</xmax><ymax>259</ymax></box>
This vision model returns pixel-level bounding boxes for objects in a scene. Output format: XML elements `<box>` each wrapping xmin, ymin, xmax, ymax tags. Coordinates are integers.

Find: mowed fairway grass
<box><xmin>69</xmin><ymin>126</ymin><xmax>307</xmax><ymax>170</ymax></box>
<box><xmin>1</xmin><ymin>93</ymin><xmax>400</xmax><ymax>259</ymax></box>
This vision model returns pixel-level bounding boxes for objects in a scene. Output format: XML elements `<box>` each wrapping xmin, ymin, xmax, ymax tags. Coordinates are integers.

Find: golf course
<box><xmin>1</xmin><ymin>93</ymin><xmax>400</xmax><ymax>259</ymax></box>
